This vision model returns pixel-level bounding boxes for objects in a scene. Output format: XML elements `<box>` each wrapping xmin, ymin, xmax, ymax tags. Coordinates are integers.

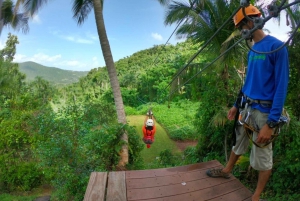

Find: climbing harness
<box><xmin>232</xmin><ymin>90</ymin><xmax>245</xmax><ymax>146</ymax></box>
<box><xmin>236</xmin><ymin>99</ymin><xmax>289</xmax><ymax>148</ymax></box>
<box><xmin>147</xmin><ymin>109</ymin><xmax>153</xmax><ymax>119</ymax></box>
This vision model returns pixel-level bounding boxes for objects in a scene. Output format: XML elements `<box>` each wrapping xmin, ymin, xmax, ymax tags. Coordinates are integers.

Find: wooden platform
<box><xmin>83</xmin><ymin>160</ymin><xmax>252</xmax><ymax>201</ymax></box>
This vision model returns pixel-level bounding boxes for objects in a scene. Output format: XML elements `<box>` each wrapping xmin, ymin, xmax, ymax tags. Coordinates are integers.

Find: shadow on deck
<box><xmin>84</xmin><ymin>160</ymin><xmax>252</xmax><ymax>201</ymax></box>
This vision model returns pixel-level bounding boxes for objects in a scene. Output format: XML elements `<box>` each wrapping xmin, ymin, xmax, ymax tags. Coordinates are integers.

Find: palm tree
<box><xmin>16</xmin><ymin>0</ymin><xmax>128</xmax><ymax>167</ymax></box>
<box><xmin>0</xmin><ymin>0</ymin><xmax>29</xmax><ymax>35</ymax></box>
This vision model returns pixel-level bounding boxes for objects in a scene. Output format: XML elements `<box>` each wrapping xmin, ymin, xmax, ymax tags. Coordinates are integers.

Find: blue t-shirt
<box><xmin>242</xmin><ymin>35</ymin><xmax>289</xmax><ymax>122</ymax></box>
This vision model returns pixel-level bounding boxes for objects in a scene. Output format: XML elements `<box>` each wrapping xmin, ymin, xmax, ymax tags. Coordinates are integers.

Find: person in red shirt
<box><xmin>142</xmin><ymin>116</ymin><xmax>156</xmax><ymax>148</ymax></box>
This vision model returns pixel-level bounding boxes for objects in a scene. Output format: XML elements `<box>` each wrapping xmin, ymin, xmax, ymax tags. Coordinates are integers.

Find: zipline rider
<box><xmin>142</xmin><ymin>111</ymin><xmax>156</xmax><ymax>148</ymax></box>
<box><xmin>206</xmin><ymin>4</ymin><xmax>289</xmax><ymax>201</ymax></box>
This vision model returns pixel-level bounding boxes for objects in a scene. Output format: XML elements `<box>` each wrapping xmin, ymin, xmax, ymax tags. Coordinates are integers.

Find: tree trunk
<box><xmin>92</xmin><ymin>0</ymin><xmax>128</xmax><ymax>167</ymax></box>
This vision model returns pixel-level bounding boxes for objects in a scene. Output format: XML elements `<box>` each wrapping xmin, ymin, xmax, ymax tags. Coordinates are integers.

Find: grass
<box><xmin>0</xmin><ymin>185</ymin><xmax>52</xmax><ymax>201</ymax></box>
<box><xmin>127</xmin><ymin>115</ymin><xmax>181</xmax><ymax>164</ymax></box>
<box><xmin>0</xmin><ymin>194</ymin><xmax>37</xmax><ymax>201</ymax></box>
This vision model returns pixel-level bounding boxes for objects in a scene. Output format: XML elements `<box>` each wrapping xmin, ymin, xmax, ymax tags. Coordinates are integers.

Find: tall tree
<box><xmin>0</xmin><ymin>34</ymin><xmax>25</xmax><ymax>100</ymax></box>
<box><xmin>158</xmin><ymin>0</ymin><xmax>249</xmax><ymax>161</ymax></box>
<box><xmin>0</xmin><ymin>32</ymin><xmax>18</xmax><ymax>61</ymax></box>
<box><xmin>16</xmin><ymin>0</ymin><xmax>128</xmax><ymax>167</ymax></box>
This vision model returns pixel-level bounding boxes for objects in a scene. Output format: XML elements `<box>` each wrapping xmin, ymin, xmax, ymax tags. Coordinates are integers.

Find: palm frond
<box><xmin>165</xmin><ymin>1</ymin><xmax>192</xmax><ymax>25</ymax></box>
<box><xmin>2</xmin><ymin>0</ymin><xmax>29</xmax><ymax>33</ymax></box>
<box><xmin>157</xmin><ymin>0</ymin><xmax>172</xmax><ymax>6</ymax></box>
<box><xmin>209</xmin><ymin>106</ymin><xmax>228</xmax><ymax>127</ymax></box>
<box><xmin>20</xmin><ymin>0</ymin><xmax>49</xmax><ymax>16</ymax></box>
<box><xmin>72</xmin><ymin>0</ymin><xmax>93</xmax><ymax>25</ymax></box>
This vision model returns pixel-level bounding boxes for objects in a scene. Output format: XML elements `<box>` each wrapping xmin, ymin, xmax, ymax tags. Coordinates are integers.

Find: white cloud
<box><xmin>14</xmin><ymin>54</ymin><xmax>27</xmax><ymax>62</ymax></box>
<box><xmin>92</xmin><ymin>56</ymin><xmax>99</xmax><ymax>67</ymax></box>
<box><xmin>65</xmin><ymin>60</ymin><xmax>80</xmax><ymax>66</ymax></box>
<box><xmin>32</xmin><ymin>53</ymin><xmax>61</xmax><ymax>62</ymax></box>
<box><xmin>13</xmin><ymin>53</ymin><xmax>61</xmax><ymax>64</ymax></box>
<box><xmin>55</xmin><ymin>60</ymin><xmax>89</xmax><ymax>71</ymax></box>
<box><xmin>32</xmin><ymin>15</ymin><xmax>41</xmax><ymax>24</ymax></box>
<box><xmin>50</xmin><ymin>29</ymin><xmax>98</xmax><ymax>44</ymax></box>
<box><xmin>0</xmin><ymin>40</ymin><xmax>5</xmax><ymax>49</ymax></box>
<box><xmin>86</xmin><ymin>32</ymin><xmax>98</xmax><ymax>41</ymax></box>
<box><xmin>151</xmin><ymin>33</ymin><xmax>163</xmax><ymax>41</ymax></box>
<box><xmin>63</xmin><ymin>35</ymin><xmax>94</xmax><ymax>44</ymax></box>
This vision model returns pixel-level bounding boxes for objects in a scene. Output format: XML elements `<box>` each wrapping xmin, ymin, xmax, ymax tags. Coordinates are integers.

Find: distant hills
<box><xmin>18</xmin><ymin>61</ymin><xmax>89</xmax><ymax>86</ymax></box>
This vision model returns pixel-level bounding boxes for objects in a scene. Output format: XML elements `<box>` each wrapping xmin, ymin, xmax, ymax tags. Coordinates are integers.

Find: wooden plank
<box><xmin>126</xmin><ymin>165</ymin><xmax>224</xmax><ymax>189</ymax></box>
<box><xmin>126</xmin><ymin>160</ymin><xmax>221</xmax><ymax>179</ymax></box>
<box><xmin>84</xmin><ymin>160</ymin><xmax>252</xmax><ymax>201</ymax></box>
<box><xmin>83</xmin><ymin>172</ymin><xmax>108</xmax><ymax>201</ymax></box>
<box><xmin>106</xmin><ymin>171</ymin><xmax>127</xmax><ymax>201</ymax></box>
<box><xmin>128</xmin><ymin>180</ymin><xmax>246</xmax><ymax>201</ymax></box>
<box><xmin>127</xmin><ymin>177</ymin><xmax>240</xmax><ymax>200</ymax></box>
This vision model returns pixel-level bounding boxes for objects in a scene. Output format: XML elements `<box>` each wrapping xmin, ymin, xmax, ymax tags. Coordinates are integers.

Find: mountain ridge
<box><xmin>18</xmin><ymin>61</ymin><xmax>89</xmax><ymax>86</ymax></box>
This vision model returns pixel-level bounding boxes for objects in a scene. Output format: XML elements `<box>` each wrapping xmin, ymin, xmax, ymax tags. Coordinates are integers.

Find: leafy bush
<box><xmin>0</xmin><ymin>109</ymin><xmax>43</xmax><ymax>192</ymax></box>
<box><xmin>33</xmin><ymin>102</ymin><xmax>144</xmax><ymax>200</ymax></box>
<box><xmin>124</xmin><ymin>106</ymin><xmax>138</xmax><ymax>115</ymax></box>
<box><xmin>4</xmin><ymin>163</ymin><xmax>42</xmax><ymax>192</ymax></box>
<box><xmin>182</xmin><ymin>146</ymin><xmax>199</xmax><ymax>165</ymax></box>
<box><xmin>82</xmin><ymin>100</ymin><xmax>117</xmax><ymax>125</ymax></box>
<box><xmin>126</xmin><ymin>125</ymin><xmax>145</xmax><ymax>170</ymax></box>
<box><xmin>267</xmin><ymin>115</ymin><xmax>300</xmax><ymax>197</ymax></box>
<box><xmin>267</xmin><ymin>194</ymin><xmax>300</xmax><ymax>201</ymax></box>
<box><xmin>158</xmin><ymin>149</ymin><xmax>176</xmax><ymax>167</ymax></box>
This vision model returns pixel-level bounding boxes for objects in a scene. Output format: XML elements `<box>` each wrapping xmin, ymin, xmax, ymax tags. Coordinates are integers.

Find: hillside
<box><xmin>18</xmin><ymin>61</ymin><xmax>89</xmax><ymax>85</ymax></box>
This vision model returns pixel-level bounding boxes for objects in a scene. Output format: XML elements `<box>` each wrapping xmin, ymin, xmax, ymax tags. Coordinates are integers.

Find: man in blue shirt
<box><xmin>206</xmin><ymin>5</ymin><xmax>289</xmax><ymax>201</ymax></box>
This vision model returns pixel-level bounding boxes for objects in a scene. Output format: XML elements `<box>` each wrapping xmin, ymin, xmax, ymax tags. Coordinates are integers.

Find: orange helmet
<box><xmin>233</xmin><ymin>5</ymin><xmax>261</xmax><ymax>27</ymax></box>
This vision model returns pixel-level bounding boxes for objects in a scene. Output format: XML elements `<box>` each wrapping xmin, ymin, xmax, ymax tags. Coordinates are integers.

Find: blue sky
<box><xmin>0</xmin><ymin>0</ymin><xmax>291</xmax><ymax>72</ymax></box>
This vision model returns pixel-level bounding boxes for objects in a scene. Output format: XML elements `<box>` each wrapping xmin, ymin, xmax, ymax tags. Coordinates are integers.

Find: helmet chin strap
<box><xmin>241</xmin><ymin>17</ymin><xmax>264</xmax><ymax>41</ymax></box>
<box><xmin>240</xmin><ymin>25</ymin><xmax>253</xmax><ymax>41</ymax></box>
<box><xmin>242</xmin><ymin>30</ymin><xmax>252</xmax><ymax>41</ymax></box>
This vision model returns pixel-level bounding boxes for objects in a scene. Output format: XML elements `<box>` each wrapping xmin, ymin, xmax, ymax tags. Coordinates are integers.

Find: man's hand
<box><xmin>256</xmin><ymin>124</ymin><xmax>273</xmax><ymax>144</ymax></box>
<box><xmin>227</xmin><ymin>106</ymin><xmax>238</xmax><ymax>120</ymax></box>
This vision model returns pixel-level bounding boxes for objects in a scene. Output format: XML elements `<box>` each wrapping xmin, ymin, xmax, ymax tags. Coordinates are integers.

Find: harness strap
<box><xmin>246</xmin><ymin>97</ymin><xmax>273</xmax><ymax>105</ymax></box>
<box><xmin>232</xmin><ymin>90</ymin><xmax>244</xmax><ymax>146</ymax></box>
<box><xmin>243</xmin><ymin>122</ymin><xmax>279</xmax><ymax>148</ymax></box>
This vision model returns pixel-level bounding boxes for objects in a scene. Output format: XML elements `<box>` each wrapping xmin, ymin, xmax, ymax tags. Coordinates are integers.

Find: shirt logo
<box><xmin>249</xmin><ymin>54</ymin><xmax>266</xmax><ymax>61</ymax></box>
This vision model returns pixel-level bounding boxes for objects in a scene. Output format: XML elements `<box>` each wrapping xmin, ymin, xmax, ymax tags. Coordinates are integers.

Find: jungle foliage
<box><xmin>1</xmin><ymin>25</ymin><xmax>300</xmax><ymax>201</ymax></box>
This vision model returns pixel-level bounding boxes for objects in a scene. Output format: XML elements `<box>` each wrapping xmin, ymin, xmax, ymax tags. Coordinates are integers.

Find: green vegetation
<box><xmin>0</xmin><ymin>194</ymin><xmax>37</xmax><ymax>201</ymax></box>
<box><xmin>126</xmin><ymin>101</ymin><xmax>198</xmax><ymax>140</ymax></box>
<box><xmin>1</xmin><ymin>20</ymin><xmax>300</xmax><ymax>201</ymax></box>
<box><xmin>18</xmin><ymin>61</ymin><xmax>88</xmax><ymax>86</ymax></box>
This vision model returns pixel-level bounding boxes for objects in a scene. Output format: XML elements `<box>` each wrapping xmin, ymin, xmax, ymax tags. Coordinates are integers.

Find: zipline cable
<box><xmin>152</xmin><ymin>18</ymin><xmax>185</xmax><ymax>66</ymax></box>
<box><xmin>136</xmin><ymin>5</ymin><xmax>191</xmax><ymax>105</ymax></box>
<box><xmin>165</xmin><ymin>5</ymin><xmax>242</xmax><ymax>90</ymax></box>
<box><xmin>245</xmin><ymin>20</ymin><xmax>300</xmax><ymax>54</ymax></box>
<box><xmin>152</xmin><ymin>1</ymin><xmax>196</xmax><ymax>66</ymax></box>
<box><xmin>138</xmin><ymin>1</ymin><xmax>196</xmax><ymax>105</ymax></box>
<box><xmin>162</xmin><ymin>36</ymin><xmax>245</xmax><ymax>102</ymax></box>
<box><xmin>166</xmin><ymin>0</ymin><xmax>300</xmax><ymax>97</ymax></box>
<box><xmin>154</xmin><ymin>0</ymin><xmax>300</xmax><ymax>103</ymax></box>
